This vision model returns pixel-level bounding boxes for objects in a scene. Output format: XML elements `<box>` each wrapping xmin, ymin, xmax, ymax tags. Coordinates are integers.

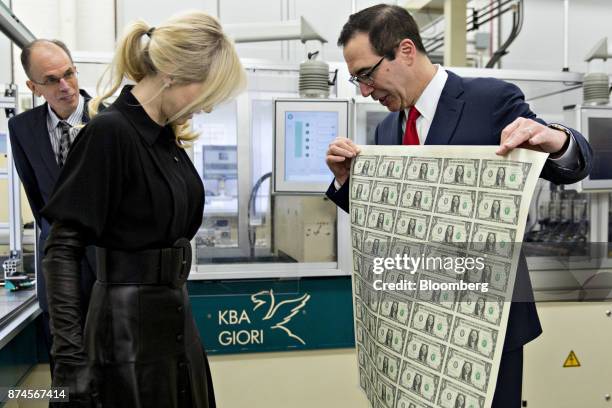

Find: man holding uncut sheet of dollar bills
<box><xmin>325</xmin><ymin>5</ymin><xmax>592</xmax><ymax>408</ymax></box>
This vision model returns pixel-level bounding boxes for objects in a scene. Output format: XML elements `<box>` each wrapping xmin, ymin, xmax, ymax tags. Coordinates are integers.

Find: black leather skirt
<box><xmin>84</xmin><ymin>240</ymin><xmax>215</xmax><ymax>408</ymax></box>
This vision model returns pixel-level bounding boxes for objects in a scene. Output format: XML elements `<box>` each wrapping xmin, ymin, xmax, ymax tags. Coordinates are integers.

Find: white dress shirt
<box><xmin>401</xmin><ymin>64</ymin><xmax>448</xmax><ymax>145</ymax></box>
<box><xmin>46</xmin><ymin>94</ymin><xmax>85</xmax><ymax>164</ymax></box>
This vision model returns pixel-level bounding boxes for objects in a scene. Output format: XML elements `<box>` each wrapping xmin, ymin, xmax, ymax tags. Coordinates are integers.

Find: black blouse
<box><xmin>42</xmin><ymin>85</ymin><xmax>205</xmax><ymax>250</ymax></box>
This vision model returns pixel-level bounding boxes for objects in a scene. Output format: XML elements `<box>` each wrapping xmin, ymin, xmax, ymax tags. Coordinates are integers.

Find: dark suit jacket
<box><xmin>8</xmin><ymin>89</ymin><xmax>97</xmax><ymax>314</ymax></box>
<box><xmin>327</xmin><ymin>71</ymin><xmax>593</xmax><ymax>352</ymax></box>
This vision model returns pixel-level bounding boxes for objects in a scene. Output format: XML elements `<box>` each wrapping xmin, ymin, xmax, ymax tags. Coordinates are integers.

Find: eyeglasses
<box><xmin>30</xmin><ymin>67</ymin><xmax>78</xmax><ymax>87</ymax></box>
<box><xmin>348</xmin><ymin>56</ymin><xmax>385</xmax><ymax>88</ymax></box>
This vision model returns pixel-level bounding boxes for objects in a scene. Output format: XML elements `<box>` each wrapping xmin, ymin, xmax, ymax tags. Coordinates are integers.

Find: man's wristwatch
<box><xmin>547</xmin><ymin>123</ymin><xmax>572</xmax><ymax>157</ymax></box>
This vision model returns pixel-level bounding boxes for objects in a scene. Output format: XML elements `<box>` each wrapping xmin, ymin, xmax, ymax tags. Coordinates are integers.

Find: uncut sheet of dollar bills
<box><xmin>350</xmin><ymin>146</ymin><xmax>547</xmax><ymax>408</ymax></box>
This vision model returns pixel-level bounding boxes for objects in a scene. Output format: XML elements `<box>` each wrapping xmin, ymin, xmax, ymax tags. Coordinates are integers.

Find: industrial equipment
<box><xmin>273</xmin><ymin>98</ymin><xmax>349</xmax><ymax>194</ymax></box>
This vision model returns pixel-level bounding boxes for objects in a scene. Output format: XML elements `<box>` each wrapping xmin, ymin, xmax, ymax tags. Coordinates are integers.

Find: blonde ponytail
<box><xmin>89</xmin><ymin>20</ymin><xmax>155</xmax><ymax>117</ymax></box>
<box><xmin>89</xmin><ymin>12</ymin><xmax>246</xmax><ymax>143</ymax></box>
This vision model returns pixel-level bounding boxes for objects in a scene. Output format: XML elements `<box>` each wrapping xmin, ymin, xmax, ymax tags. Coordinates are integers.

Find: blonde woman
<box><xmin>41</xmin><ymin>11</ymin><xmax>245</xmax><ymax>407</ymax></box>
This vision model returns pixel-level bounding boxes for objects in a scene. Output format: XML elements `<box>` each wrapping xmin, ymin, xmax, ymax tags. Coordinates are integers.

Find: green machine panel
<box><xmin>188</xmin><ymin>277</ymin><xmax>355</xmax><ymax>354</ymax></box>
<box><xmin>0</xmin><ymin>321</ymin><xmax>39</xmax><ymax>405</ymax></box>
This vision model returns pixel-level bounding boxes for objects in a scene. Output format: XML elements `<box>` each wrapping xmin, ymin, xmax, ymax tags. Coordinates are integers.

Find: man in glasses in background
<box><xmin>8</xmin><ymin>39</ymin><xmax>96</xmax><ymax>378</ymax></box>
<box><xmin>326</xmin><ymin>4</ymin><xmax>592</xmax><ymax>408</ymax></box>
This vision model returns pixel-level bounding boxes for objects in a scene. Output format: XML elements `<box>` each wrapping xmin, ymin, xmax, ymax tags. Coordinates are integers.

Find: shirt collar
<box><xmin>405</xmin><ymin>64</ymin><xmax>449</xmax><ymax>122</ymax></box>
<box><xmin>47</xmin><ymin>93</ymin><xmax>85</xmax><ymax>129</ymax></box>
<box><xmin>112</xmin><ymin>85</ymin><xmax>170</xmax><ymax>146</ymax></box>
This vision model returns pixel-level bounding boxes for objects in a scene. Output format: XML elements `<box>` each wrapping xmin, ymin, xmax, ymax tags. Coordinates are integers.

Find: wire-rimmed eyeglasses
<box><xmin>348</xmin><ymin>56</ymin><xmax>385</xmax><ymax>87</ymax></box>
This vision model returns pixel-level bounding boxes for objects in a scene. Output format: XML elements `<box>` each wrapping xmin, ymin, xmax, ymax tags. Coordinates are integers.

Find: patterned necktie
<box><xmin>402</xmin><ymin>107</ymin><xmax>421</xmax><ymax>145</ymax></box>
<box><xmin>58</xmin><ymin>120</ymin><xmax>72</xmax><ymax>168</ymax></box>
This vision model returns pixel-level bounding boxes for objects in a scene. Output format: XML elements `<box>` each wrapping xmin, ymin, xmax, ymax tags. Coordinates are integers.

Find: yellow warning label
<box><xmin>563</xmin><ymin>350</ymin><xmax>581</xmax><ymax>368</ymax></box>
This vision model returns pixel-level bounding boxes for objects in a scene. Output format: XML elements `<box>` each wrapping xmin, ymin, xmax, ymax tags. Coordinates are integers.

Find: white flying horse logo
<box><xmin>251</xmin><ymin>289</ymin><xmax>311</xmax><ymax>345</ymax></box>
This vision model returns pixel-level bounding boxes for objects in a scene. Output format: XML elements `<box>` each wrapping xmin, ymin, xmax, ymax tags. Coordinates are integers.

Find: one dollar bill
<box><xmin>429</xmin><ymin>217</ymin><xmax>471</xmax><ymax>249</ymax></box>
<box><xmin>480</xmin><ymin>160</ymin><xmax>531</xmax><ymax>191</ymax></box>
<box><xmin>442</xmin><ymin>158</ymin><xmax>479</xmax><ymax>187</ymax></box>
<box><xmin>444</xmin><ymin>348</ymin><xmax>492</xmax><ymax>392</ymax></box>
<box><xmin>399</xmin><ymin>362</ymin><xmax>439</xmax><ymax>403</ymax></box>
<box><xmin>377</xmin><ymin>156</ymin><xmax>406</xmax><ymax>179</ymax></box>
<box><xmin>395</xmin><ymin>211</ymin><xmax>430</xmax><ymax>240</ymax></box>
<box><xmin>457</xmin><ymin>291</ymin><xmax>504</xmax><ymax>325</ymax></box>
<box><xmin>405</xmin><ymin>157</ymin><xmax>442</xmax><ymax>184</ymax></box>
<box><xmin>410</xmin><ymin>303</ymin><xmax>453</xmax><ymax>342</ymax></box>
<box><xmin>450</xmin><ymin>317</ymin><xmax>498</xmax><ymax>360</ymax></box>
<box><xmin>437</xmin><ymin>379</ymin><xmax>485</xmax><ymax>408</ymax></box>
<box><xmin>400</xmin><ymin>185</ymin><xmax>437</xmax><ymax>212</ymax></box>
<box><xmin>470</xmin><ymin>224</ymin><xmax>516</xmax><ymax>258</ymax></box>
<box><xmin>367</xmin><ymin>207</ymin><xmax>396</xmax><ymax>233</ymax></box>
<box><xmin>476</xmin><ymin>192</ymin><xmax>521</xmax><ymax>225</ymax></box>
<box><xmin>354</xmin><ymin>156</ymin><xmax>378</xmax><ymax>177</ymax></box>
<box><xmin>435</xmin><ymin>188</ymin><xmax>476</xmax><ymax>218</ymax></box>
<box><xmin>405</xmin><ymin>332</ymin><xmax>447</xmax><ymax>372</ymax></box>
<box><xmin>372</xmin><ymin>181</ymin><xmax>401</xmax><ymax>206</ymax></box>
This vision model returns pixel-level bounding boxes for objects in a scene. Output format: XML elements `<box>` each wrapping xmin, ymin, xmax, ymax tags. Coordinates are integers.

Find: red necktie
<box><xmin>402</xmin><ymin>107</ymin><xmax>421</xmax><ymax>145</ymax></box>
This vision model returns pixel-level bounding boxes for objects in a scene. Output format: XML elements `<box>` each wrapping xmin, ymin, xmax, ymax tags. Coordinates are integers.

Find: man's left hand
<box><xmin>496</xmin><ymin>117</ymin><xmax>568</xmax><ymax>156</ymax></box>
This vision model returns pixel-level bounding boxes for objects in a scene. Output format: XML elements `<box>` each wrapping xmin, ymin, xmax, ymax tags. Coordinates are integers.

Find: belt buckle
<box><xmin>171</xmin><ymin>238</ymin><xmax>192</xmax><ymax>288</ymax></box>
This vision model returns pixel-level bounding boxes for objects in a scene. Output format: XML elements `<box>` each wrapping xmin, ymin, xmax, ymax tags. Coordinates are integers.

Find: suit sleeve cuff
<box><xmin>333</xmin><ymin>178</ymin><xmax>343</xmax><ymax>191</ymax></box>
<box><xmin>548</xmin><ymin>132</ymin><xmax>578</xmax><ymax>169</ymax></box>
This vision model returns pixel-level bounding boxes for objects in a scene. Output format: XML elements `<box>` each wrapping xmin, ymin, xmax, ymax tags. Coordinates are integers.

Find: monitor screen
<box><xmin>274</xmin><ymin>100</ymin><xmax>349</xmax><ymax>193</ymax></box>
<box><xmin>588</xmin><ymin>117</ymin><xmax>612</xmax><ymax>180</ymax></box>
<box><xmin>284</xmin><ymin>111</ymin><xmax>338</xmax><ymax>182</ymax></box>
<box><xmin>203</xmin><ymin>145</ymin><xmax>238</xmax><ymax>179</ymax></box>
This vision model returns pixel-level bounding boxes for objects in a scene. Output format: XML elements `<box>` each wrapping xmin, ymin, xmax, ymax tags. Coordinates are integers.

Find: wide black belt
<box><xmin>96</xmin><ymin>238</ymin><xmax>192</xmax><ymax>288</ymax></box>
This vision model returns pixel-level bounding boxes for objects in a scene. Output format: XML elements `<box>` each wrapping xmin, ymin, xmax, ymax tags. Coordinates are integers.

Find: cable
<box><xmin>247</xmin><ymin>172</ymin><xmax>272</xmax><ymax>258</ymax></box>
<box><xmin>485</xmin><ymin>0</ymin><xmax>523</xmax><ymax>68</ymax></box>
<box><xmin>423</xmin><ymin>0</ymin><xmax>517</xmax><ymax>54</ymax></box>
<box><xmin>425</xmin><ymin>6</ymin><xmax>515</xmax><ymax>53</ymax></box>
<box><xmin>466</xmin><ymin>0</ymin><xmax>515</xmax><ymax>27</ymax></box>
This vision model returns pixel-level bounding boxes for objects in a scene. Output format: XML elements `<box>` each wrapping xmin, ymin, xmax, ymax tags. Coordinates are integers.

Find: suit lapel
<box><xmin>425</xmin><ymin>71</ymin><xmax>465</xmax><ymax>146</ymax></box>
<box><xmin>33</xmin><ymin>103</ymin><xmax>61</xmax><ymax>180</ymax></box>
<box><xmin>394</xmin><ymin>112</ymin><xmax>403</xmax><ymax>145</ymax></box>
<box><xmin>82</xmin><ymin>103</ymin><xmax>90</xmax><ymax>122</ymax></box>
<box><xmin>391</xmin><ymin>111</ymin><xmax>404</xmax><ymax>145</ymax></box>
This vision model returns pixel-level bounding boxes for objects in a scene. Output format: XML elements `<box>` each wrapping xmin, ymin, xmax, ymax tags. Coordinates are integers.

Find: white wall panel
<box><xmin>76</xmin><ymin>0</ymin><xmax>114</xmax><ymax>52</ymax></box>
<box><xmin>220</xmin><ymin>0</ymin><xmax>283</xmax><ymax>61</ymax></box>
<box><xmin>501</xmin><ymin>0</ymin><xmax>612</xmax><ymax>75</ymax></box>
<box><xmin>291</xmin><ymin>0</ymin><xmax>352</xmax><ymax>63</ymax></box>
<box><xmin>118</xmin><ymin>0</ymin><xmax>217</xmax><ymax>28</ymax></box>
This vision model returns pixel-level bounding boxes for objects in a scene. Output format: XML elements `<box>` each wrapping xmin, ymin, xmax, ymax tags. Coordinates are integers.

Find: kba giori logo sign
<box><xmin>217</xmin><ymin>289</ymin><xmax>311</xmax><ymax>346</ymax></box>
